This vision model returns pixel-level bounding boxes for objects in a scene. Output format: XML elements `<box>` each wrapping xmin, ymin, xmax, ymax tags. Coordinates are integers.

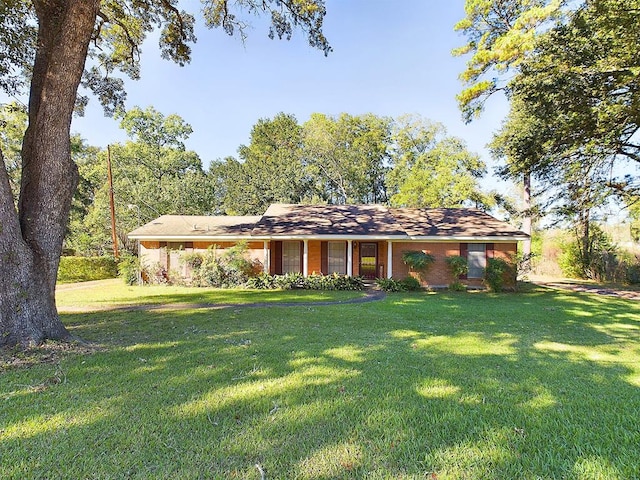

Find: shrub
<box><xmin>402</xmin><ymin>251</ymin><xmax>435</xmax><ymax>271</ymax></box>
<box><xmin>57</xmin><ymin>256</ymin><xmax>117</xmax><ymax>283</ymax></box>
<box><xmin>626</xmin><ymin>263</ymin><xmax>640</xmax><ymax>284</ymax></box>
<box><xmin>273</xmin><ymin>272</ymin><xmax>305</xmax><ymax>290</ymax></box>
<box><xmin>484</xmin><ymin>257</ymin><xmax>514</xmax><ymax>292</ymax></box>
<box><xmin>375</xmin><ymin>278</ymin><xmax>406</xmax><ymax>292</ymax></box>
<box><xmin>117</xmin><ymin>254</ymin><xmax>141</xmax><ymax>285</ymax></box>
<box><xmin>558</xmin><ymin>225</ymin><xmax>617</xmax><ymax>281</ymax></box>
<box><xmin>265</xmin><ymin>273</ymin><xmax>364</xmax><ymax>291</ymax></box>
<box><xmin>446</xmin><ymin>255</ymin><xmax>468</xmax><ymax>278</ymax></box>
<box><xmin>245</xmin><ymin>272</ymin><xmax>277</xmax><ymax>289</ymax></box>
<box><xmin>188</xmin><ymin>243</ymin><xmax>256</xmax><ymax>288</ymax></box>
<box><xmin>446</xmin><ymin>255</ymin><xmax>468</xmax><ymax>290</ymax></box>
<box><xmin>448</xmin><ymin>281</ymin><xmax>467</xmax><ymax>292</ymax></box>
<box><xmin>400</xmin><ymin>276</ymin><xmax>421</xmax><ymax>291</ymax></box>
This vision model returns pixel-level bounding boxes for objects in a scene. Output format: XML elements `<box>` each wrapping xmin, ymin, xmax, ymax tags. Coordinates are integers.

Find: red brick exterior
<box><xmin>140</xmin><ymin>239</ymin><xmax>519</xmax><ymax>288</ymax></box>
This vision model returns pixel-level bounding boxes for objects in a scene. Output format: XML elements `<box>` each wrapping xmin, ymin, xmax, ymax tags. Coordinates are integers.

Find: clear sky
<box><xmin>71</xmin><ymin>0</ymin><xmax>511</xmax><ymax>190</ymax></box>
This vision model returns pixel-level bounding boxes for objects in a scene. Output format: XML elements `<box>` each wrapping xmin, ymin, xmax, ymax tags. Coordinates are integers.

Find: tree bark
<box><xmin>0</xmin><ymin>0</ymin><xmax>100</xmax><ymax>348</ymax></box>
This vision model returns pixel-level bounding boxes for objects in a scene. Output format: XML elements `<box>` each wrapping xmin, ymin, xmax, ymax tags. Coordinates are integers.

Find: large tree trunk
<box><xmin>0</xmin><ymin>0</ymin><xmax>99</xmax><ymax>348</ymax></box>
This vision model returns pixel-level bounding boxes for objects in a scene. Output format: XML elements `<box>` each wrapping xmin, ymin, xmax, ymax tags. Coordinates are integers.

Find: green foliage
<box><xmin>448</xmin><ymin>281</ymin><xmax>467</xmax><ymax>292</ymax></box>
<box><xmin>247</xmin><ymin>273</ymin><xmax>364</xmax><ymax>291</ymax></box>
<box><xmin>213</xmin><ymin>113</ymin><xmax>308</xmax><ymax>215</ymax></box>
<box><xmin>401</xmin><ymin>250</ymin><xmax>435</xmax><ymax>271</ymax></box>
<box><xmin>57</xmin><ymin>256</ymin><xmax>117</xmax><ymax>283</ymax></box>
<box><xmin>387</xmin><ymin>115</ymin><xmax>486</xmax><ymax>207</ymax></box>
<box><xmin>117</xmin><ymin>254</ymin><xmax>141</xmax><ymax>286</ymax></box>
<box><xmin>375</xmin><ymin>276</ymin><xmax>422</xmax><ymax>292</ymax></box>
<box><xmin>446</xmin><ymin>255</ymin><xmax>469</xmax><ymax>291</ymax></box>
<box><xmin>558</xmin><ymin>226</ymin><xmax>617</xmax><ymax>281</ymax></box>
<box><xmin>453</xmin><ymin>0</ymin><xmax>563</xmax><ymax>120</ymax></box>
<box><xmin>70</xmin><ymin>106</ymin><xmax>217</xmax><ymax>256</ymax></box>
<box><xmin>302</xmin><ymin>112</ymin><xmax>391</xmax><ymax>204</ymax></box>
<box><xmin>491</xmin><ymin>0</ymin><xmax>640</xmax><ymax>224</ymax></box>
<box><xmin>446</xmin><ymin>255</ymin><xmax>469</xmax><ymax>278</ymax></box>
<box><xmin>625</xmin><ymin>263</ymin><xmax>640</xmax><ymax>285</ymax></box>
<box><xmin>187</xmin><ymin>243</ymin><xmax>256</xmax><ymax>288</ymax></box>
<box><xmin>484</xmin><ymin>257</ymin><xmax>513</xmax><ymax>292</ymax></box>
<box><xmin>375</xmin><ymin>277</ymin><xmax>406</xmax><ymax>292</ymax></box>
<box><xmin>400</xmin><ymin>275</ymin><xmax>421</xmax><ymax>291</ymax></box>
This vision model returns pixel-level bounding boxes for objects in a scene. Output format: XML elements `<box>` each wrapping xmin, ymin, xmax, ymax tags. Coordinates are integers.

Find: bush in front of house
<box><xmin>247</xmin><ymin>273</ymin><xmax>364</xmax><ymax>291</ymax></box>
<box><xmin>375</xmin><ymin>278</ymin><xmax>404</xmax><ymax>292</ymax></box>
<box><xmin>185</xmin><ymin>243</ymin><xmax>257</xmax><ymax>288</ymax></box>
<box><xmin>445</xmin><ymin>255</ymin><xmax>468</xmax><ymax>291</ymax></box>
<box><xmin>117</xmin><ymin>253</ymin><xmax>142</xmax><ymax>285</ymax></box>
<box><xmin>375</xmin><ymin>276</ymin><xmax>423</xmax><ymax>292</ymax></box>
<box><xmin>58</xmin><ymin>256</ymin><xmax>118</xmax><ymax>283</ymax></box>
<box><xmin>400</xmin><ymin>275</ymin><xmax>421</xmax><ymax>291</ymax></box>
<box><xmin>484</xmin><ymin>257</ymin><xmax>515</xmax><ymax>292</ymax></box>
<box><xmin>402</xmin><ymin>251</ymin><xmax>435</xmax><ymax>271</ymax></box>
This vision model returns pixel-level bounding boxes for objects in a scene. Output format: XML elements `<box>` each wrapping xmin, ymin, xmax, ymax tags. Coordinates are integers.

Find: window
<box><xmin>467</xmin><ymin>243</ymin><xmax>486</xmax><ymax>279</ymax></box>
<box><xmin>327</xmin><ymin>241</ymin><xmax>346</xmax><ymax>274</ymax></box>
<box><xmin>282</xmin><ymin>241</ymin><xmax>301</xmax><ymax>273</ymax></box>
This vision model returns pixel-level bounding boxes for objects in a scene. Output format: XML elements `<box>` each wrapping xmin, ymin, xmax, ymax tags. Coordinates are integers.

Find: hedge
<box><xmin>57</xmin><ymin>256</ymin><xmax>118</xmax><ymax>283</ymax></box>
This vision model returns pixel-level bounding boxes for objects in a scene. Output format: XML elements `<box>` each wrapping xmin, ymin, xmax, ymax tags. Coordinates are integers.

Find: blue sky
<box><xmin>71</xmin><ymin>0</ymin><xmax>511</xmax><ymax>190</ymax></box>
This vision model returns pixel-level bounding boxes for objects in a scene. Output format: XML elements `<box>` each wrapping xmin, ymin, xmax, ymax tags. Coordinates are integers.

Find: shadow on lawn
<box><xmin>2</xmin><ymin>289</ymin><xmax>639</xmax><ymax>479</ymax></box>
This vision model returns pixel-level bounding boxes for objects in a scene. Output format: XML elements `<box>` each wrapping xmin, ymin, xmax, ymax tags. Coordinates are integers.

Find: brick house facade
<box><xmin>129</xmin><ymin>204</ymin><xmax>528</xmax><ymax>288</ymax></box>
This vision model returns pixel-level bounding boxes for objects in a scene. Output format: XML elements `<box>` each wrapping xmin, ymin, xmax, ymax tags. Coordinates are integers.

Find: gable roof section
<box><xmin>128</xmin><ymin>215</ymin><xmax>261</xmax><ymax>239</ymax></box>
<box><xmin>390</xmin><ymin>208</ymin><xmax>528</xmax><ymax>239</ymax></box>
<box><xmin>251</xmin><ymin>204</ymin><xmax>406</xmax><ymax>237</ymax></box>
<box><xmin>128</xmin><ymin>204</ymin><xmax>528</xmax><ymax>241</ymax></box>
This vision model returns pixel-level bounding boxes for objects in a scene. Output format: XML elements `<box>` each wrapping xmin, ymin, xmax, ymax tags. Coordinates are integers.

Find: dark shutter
<box><xmin>272</xmin><ymin>241</ymin><xmax>282</xmax><ymax>275</ymax></box>
<box><xmin>459</xmin><ymin>243</ymin><xmax>468</xmax><ymax>280</ymax></box>
<box><xmin>299</xmin><ymin>241</ymin><xmax>304</xmax><ymax>274</ymax></box>
<box><xmin>486</xmin><ymin>243</ymin><xmax>494</xmax><ymax>259</ymax></box>
<box><xmin>321</xmin><ymin>241</ymin><xmax>328</xmax><ymax>275</ymax></box>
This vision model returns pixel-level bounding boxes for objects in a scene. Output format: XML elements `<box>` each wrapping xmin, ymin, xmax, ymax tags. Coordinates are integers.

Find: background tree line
<box><xmin>3</xmin><ymin>105</ymin><xmax>497</xmax><ymax>256</ymax></box>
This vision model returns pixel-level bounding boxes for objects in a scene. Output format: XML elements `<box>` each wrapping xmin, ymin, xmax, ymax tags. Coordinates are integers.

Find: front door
<box><xmin>359</xmin><ymin>242</ymin><xmax>377</xmax><ymax>279</ymax></box>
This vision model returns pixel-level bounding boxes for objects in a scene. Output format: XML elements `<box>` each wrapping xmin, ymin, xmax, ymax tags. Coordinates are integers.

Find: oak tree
<box><xmin>0</xmin><ymin>0</ymin><xmax>330</xmax><ymax>347</ymax></box>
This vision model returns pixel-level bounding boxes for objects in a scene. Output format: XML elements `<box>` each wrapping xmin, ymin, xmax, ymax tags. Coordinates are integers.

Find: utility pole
<box><xmin>522</xmin><ymin>172</ymin><xmax>532</xmax><ymax>256</ymax></box>
<box><xmin>107</xmin><ymin>145</ymin><xmax>119</xmax><ymax>259</ymax></box>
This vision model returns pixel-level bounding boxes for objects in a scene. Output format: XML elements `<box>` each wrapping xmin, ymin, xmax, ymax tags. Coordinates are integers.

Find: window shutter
<box><xmin>486</xmin><ymin>243</ymin><xmax>495</xmax><ymax>259</ymax></box>
<box><xmin>272</xmin><ymin>241</ymin><xmax>282</xmax><ymax>275</ymax></box>
<box><xmin>459</xmin><ymin>243</ymin><xmax>468</xmax><ymax>280</ymax></box>
<box><xmin>299</xmin><ymin>241</ymin><xmax>304</xmax><ymax>274</ymax></box>
<box><xmin>321</xmin><ymin>241</ymin><xmax>328</xmax><ymax>275</ymax></box>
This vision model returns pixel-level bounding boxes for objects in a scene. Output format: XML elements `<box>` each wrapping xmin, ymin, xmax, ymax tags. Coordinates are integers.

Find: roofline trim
<box><xmin>130</xmin><ymin>234</ymin><xmax>528</xmax><ymax>242</ymax></box>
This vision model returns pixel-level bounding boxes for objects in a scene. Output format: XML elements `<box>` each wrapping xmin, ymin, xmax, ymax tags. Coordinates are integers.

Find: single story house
<box><xmin>128</xmin><ymin>203</ymin><xmax>528</xmax><ymax>288</ymax></box>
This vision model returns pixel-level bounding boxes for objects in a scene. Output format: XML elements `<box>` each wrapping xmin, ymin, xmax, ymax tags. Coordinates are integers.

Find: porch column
<box><xmin>263</xmin><ymin>240</ymin><xmax>270</xmax><ymax>273</ymax></box>
<box><xmin>387</xmin><ymin>240</ymin><xmax>393</xmax><ymax>279</ymax></box>
<box><xmin>347</xmin><ymin>240</ymin><xmax>353</xmax><ymax>276</ymax></box>
<box><xmin>303</xmin><ymin>239</ymin><xmax>309</xmax><ymax>277</ymax></box>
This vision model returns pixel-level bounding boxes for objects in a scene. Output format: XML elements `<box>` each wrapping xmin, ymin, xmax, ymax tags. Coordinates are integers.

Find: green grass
<box><xmin>2</xmin><ymin>285</ymin><xmax>640</xmax><ymax>479</ymax></box>
<box><xmin>55</xmin><ymin>279</ymin><xmax>364</xmax><ymax>310</ymax></box>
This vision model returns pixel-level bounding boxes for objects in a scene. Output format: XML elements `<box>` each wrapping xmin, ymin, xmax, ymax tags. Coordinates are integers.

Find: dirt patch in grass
<box><xmin>0</xmin><ymin>340</ymin><xmax>102</xmax><ymax>372</ymax></box>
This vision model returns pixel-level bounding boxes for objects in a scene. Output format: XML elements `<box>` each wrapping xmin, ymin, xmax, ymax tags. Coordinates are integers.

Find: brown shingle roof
<box><xmin>128</xmin><ymin>215</ymin><xmax>261</xmax><ymax>238</ymax></box>
<box><xmin>128</xmin><ymin>205</ymin><xmax>528</xmax><ymax>240</ymax></box>
<box><xmin>251</xmin><ymin>204</ymin><xmax>405</xmax><ymax>237</ymax></box>
<box><xmin>390</xmin><ymin>208</ymin><xmax>528</xmax><ymax>239</ymax></box>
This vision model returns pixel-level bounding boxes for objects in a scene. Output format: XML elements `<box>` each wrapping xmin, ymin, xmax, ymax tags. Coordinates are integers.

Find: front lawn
<box><xmin>55</xmin><ymin>279</ymin><xmax>365</xmax><ymax>310</ymax></box>
<box><xmin>2</xmin><ymin>286</ymin><xmax>639</xmax><ymax>479</ymax></box>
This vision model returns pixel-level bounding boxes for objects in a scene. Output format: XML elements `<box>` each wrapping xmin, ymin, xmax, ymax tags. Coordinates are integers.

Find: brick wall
<box><xmin>391</xmin><ymin>241</ymin><xmax>518</xmax><ymax>288</ymax></box>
